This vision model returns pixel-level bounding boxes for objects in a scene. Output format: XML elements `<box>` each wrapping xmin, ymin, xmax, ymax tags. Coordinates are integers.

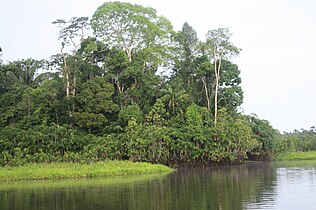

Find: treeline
<box><xmin>0</xmin><ymin>2</ymin><xmax>280</xmax><ymax>166</ymax></box>
<box><xmin>276</xmin><ymin>127</ymin><xmax>316</xmax><ymax>152</ymax></box>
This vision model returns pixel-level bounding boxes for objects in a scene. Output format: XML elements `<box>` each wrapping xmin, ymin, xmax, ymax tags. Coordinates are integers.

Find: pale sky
<box><xmin>1</xmin><ymin>0</ymin><xmax>316</xmax><ymax>132</ymax></box>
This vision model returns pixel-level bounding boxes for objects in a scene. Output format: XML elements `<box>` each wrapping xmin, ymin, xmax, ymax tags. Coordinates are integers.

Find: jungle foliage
<box><xmin>0</xmin><ymin>1</ymin><xmax>281</xmax><ymax>166</ymax></box>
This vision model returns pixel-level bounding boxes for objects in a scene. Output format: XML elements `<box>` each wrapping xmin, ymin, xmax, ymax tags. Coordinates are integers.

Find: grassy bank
<box><xmin>274</xmin><ymin>151</ymin><xmax>316</xmax><ymax>161</ymax></box>
<box><xmin>0</xmin><ymin>161</ymin><xmax>174</xmax><ymax>182</ymax></box>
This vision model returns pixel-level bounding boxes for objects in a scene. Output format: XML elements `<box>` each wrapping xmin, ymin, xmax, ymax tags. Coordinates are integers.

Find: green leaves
<box><xmin>4</xmin><ymin>59</ymin><xmax>51</xmax><ymax>87</ymax></box>
<box><xmin>77</xmin><ymin>77</ymin><xmax>118</xmax><ymax>113</ymax></box>
<box><xmin>91</xmin><ymin>1</ymin><xmax>173</xmax><ymax>63</ymax></box>
<box><xmin>118</xmin><ymin>104</ymin><xmax>143</xmax><ymax>127</ymax></box>
<box><xmin>205</xmin><ymin>28</ymin><xmax>241</xmax><ymax>60</ymax></box>
<box><xmin>73</xmin><ymin>112</ymin><xmax>107</xmax><ymax>130</ymax></box>
<box><xmin>146</xmin><ymin>99</ymin><xmax>167</xmax><ymax>126</ymax></box>
<box><xmin>160</xmin><ymin>85</ymin><xmax>189</xmax><ymax>115</ymax></box>
<box><xmin>74</xmin><ymin>77</ymin><xmax>119</xmax><ymax>131</ymax></box>
<box><xmin>185</xmin><ymin>103</ymin><xmax>204</xmax><ymax>127</ymax></box>
<box><xmin>248</xmin><ymin>114</ymin><xmax>279</xmax><ymax>155</ymax></box>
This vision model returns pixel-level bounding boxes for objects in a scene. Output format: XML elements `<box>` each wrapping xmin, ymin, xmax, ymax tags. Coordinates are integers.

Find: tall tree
<box><xmin>92</xmin><ymin>2</ymin><xmax>173</xmax><ymax>108</ymax></box>
<box><xmin>52</xmin><ymin>17</ymin><xmax>90</xmax><ymax>98</ymax></box>
<box><xmin>91</xmin><ymin>1</ymin><xmax>173</xmax><ymax>63</ymax></box>
<box><xmin>194</xmin><ymin>52</ymin><xmax>213</xmax><ymax>110</ymax></box>
<box><xmin>176</xmin><ymin>22</ymin><xmax>198</xmax><ymax>90</ymax></box>
<box><xmin>205</xmin><ymin>28</ymin><xmax>240</xmax><ymax>124</ymax></box>
<box><xmin>52</xmin><ymin>17</ymin><xmax>90</xmax><ymax>54</ymax></box>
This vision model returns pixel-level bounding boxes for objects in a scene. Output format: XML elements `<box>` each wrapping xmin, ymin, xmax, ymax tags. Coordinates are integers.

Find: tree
<box><xmin>31</xmin><ymin>79</ymin><xmax>64</xmax><ymax>126</ymax></box>
<box><xmin>103</xmin><ymin>43</ymin><xmax>161</xmax><ymax>109</ymax></box>
<box><xmin>52</xmin><ymin>17</ymin><xmax>90</xmax><ymax>98</ymax></box>
<box><xmin>91</xmin><ymin>2</ymin><xmax>174</xmax><ymax>110</ymax></box>
<box><xmin>194</xmin><ymin>53</ymin><xmax>213</xmax><ymax>110</ymax></box>
<box><xmin>248</xmin><ymin>114</ymin><xmax>279</xmax><ymax>155</ymax></box>
<box><xmin>175</xmin><ymin>22</ymin><xmax>198</xmax><ymax>91</ymax></box>
<box><xmin>160</xmin><ymin>85</ymin><xmax>188</xmax><ymax>115</ymax></box>
<box><xmin>205</xmin><ymin>28</ymin><xmax>240</xmax><ymax>124</ymax></box>
<box><xmin>4</xmin><ymin>59</ymin><xmax>54</xmax><ymax>87</ymax></box>
<box><xmin>52</xmin><ymin>17</ymin><xmax>90</xmax><ymax>54</ymax></box>
<box><xmin>146</xmin><ymin>99</ymin><xmax>168</xmax><ymax>126</ymax></box>
<box><xmin>118</xmin><ymin>104</ymin><xmax>143</xmax><ymax>127</ymax></box>
<box><xmin>77</xmin><ymin>37</ymin><xmax>109</xmax><ymax>66</ymax></box>
<box><xmin>74</xmin><ymin>77</ymin><xmax>119</xmax><ymax>132</ymax></box>
<box><xmin>218</xmin><ymin>60</ymin><xmax>243</xmax><ymax>112</ymax></box>
<box><xmin>91</xmin><ymin>1</ymin><xmax>173</xmax><ymax>63</ymax></box>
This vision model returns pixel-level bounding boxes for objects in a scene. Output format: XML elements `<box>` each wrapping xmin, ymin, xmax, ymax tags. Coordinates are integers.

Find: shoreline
<box><xmin>0</xmin><ymin>161</ymin><xmax>174</xmax><ymax>182</ymax></box>
<box><xmin>3</xmin><ymin>151</ymin><xmax>316</xmax><ymax>182</ymax></box>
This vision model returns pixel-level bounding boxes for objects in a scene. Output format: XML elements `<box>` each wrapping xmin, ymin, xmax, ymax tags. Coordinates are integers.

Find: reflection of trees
<box><xmin>161</xmin><ymin>163</ymin><xmax>277</xmax><ymax>210</ymax></box>
<box><xmin>0</xmin><ymin>164</ymin><xmax>277</xmax><ymax>210</ymax></box>
<box><xmin>0</xmin><ymin>174</ymin><xmax>169</xmax><ymax>210</ymax></box>
<box><xmin>241</xmin><ymin>163</ymin><xmax>278</xmax><ymax>209</ymax></box>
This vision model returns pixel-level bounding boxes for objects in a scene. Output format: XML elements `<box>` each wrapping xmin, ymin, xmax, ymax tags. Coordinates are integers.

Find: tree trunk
<box><xmin>214</xmin><ymin>76</ymin><xmax>219</xmax><ymax>124</ymax></box>
<box><xmin>65</xmin><ymin>71</ymin><xmax>70</xmax><ymax>98</ymax></box>
<box><xmin>214</xmin><ymin>50</ymin><xmax>222</xmax><ymax>125</ymax></box>
<box><xmin>72</xmin><ymin>75</ymin><xmax>76</xmax><ymax>112</ymax></box>
<box><xmin>126</xmin><ymin>49</ymin><xmax>132</xmax><ymax>62</ymax></box>
<box><xmin>61</xmin><ymin>45</ymin><xmax>70</xmax><ymax>98</ymax></box>
<box><xmin>201</xmin><ymin>77</ymin><xmax>210</xmax><ymax>111</ymax></box>
<box><xmin>123</xmin><ymin>42</ymin><xmax>132</xmax><ymax>62</ymax></box>
<box><xmin>72</xmin><ymin>76</ymin><xmax>76</xmax><ymax>96</ymax></box>
<box><xmin>61</xmin><ymin>44</ymin><xmax>72</xmax><ymax>119</ymax></box>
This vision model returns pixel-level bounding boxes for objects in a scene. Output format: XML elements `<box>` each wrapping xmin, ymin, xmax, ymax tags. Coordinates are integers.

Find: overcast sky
<box><xmin>1</xmin><ymin>0</ymin><xmax>316</xmax><ymax>132</ymax></box>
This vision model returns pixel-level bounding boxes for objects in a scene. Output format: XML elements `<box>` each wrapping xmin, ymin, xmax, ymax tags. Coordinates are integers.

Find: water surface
<box><xmin>1</xmin><ymin>161</ymin><xmax>316</xmax><ymax>210</ymax></box>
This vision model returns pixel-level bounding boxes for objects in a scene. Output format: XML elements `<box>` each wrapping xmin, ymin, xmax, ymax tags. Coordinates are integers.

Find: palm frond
<box><xmin>33</xmin><ymin>72</ymin><xmax>56</xmax><ymax>86</ymax></box>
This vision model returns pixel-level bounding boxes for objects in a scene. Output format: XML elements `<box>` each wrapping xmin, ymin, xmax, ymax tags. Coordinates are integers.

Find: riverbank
<box><xmin>274</xmin><ymin>151</ymin><xmax>316</xmax><ymax>161</ymax></box>
<box><xmin>0</xmin><ymin>161</ymin><xmax>174</xmax><ymax>182</ymax></box>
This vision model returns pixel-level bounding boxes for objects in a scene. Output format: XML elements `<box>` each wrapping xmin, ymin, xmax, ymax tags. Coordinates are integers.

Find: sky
<box><xmin>1</xmin><ymin>0</ymin><xmax>316</xmax><ymax>132</ymax></box>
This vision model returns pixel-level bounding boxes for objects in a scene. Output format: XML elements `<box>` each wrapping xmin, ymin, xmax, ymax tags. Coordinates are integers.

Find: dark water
<box><xmin>1</xmin><ymin>161</ymin><xmax>316</xmax><ymax>210</ymax></box>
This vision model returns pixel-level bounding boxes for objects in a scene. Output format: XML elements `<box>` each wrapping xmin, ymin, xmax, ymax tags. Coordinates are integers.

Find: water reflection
<box><xmin>0</xmin><ymin>174</ymin><xmax>169</xmax><ymax>210</ymax></box>
<box><xmin>0</xmin><ymin>163</ymin><xmax>279</xmax><ymax>210</ymax></box>
<box><xmin>3</xmin><ymin>161</ymin><xmax>316</xmax><ymax>210</ymax></box>
<box><xmin>166</xmin><ymin>163</ymin><xmax>277</xmax><ymax>210</ymax></box>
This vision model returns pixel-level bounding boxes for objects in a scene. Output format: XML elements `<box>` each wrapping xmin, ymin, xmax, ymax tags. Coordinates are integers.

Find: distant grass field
<box><xmin>274</xmin><ymin>151</ymin><xmax>316</xmax><ymax>161</ymax></box>
<box><xmin>0</xmin><ymin>161</ymin><xmax>174</xmax><ymax>182</ymax></box>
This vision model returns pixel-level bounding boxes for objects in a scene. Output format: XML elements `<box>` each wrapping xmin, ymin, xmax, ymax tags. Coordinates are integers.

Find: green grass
<box><xmin>274</xmin><ymin>151</ymin><xmax>316</xmax><ymax>161</ymax></box>
<box><xmin>0</xmin><ymin>161</ymin><xmax>174</xmax><ymax>182</ymax></box>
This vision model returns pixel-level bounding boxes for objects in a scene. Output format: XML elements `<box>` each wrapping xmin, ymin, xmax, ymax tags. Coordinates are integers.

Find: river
<box><xmin>1</xmin><ymin>160</ymin><xmax>316</xmax><ymax>210</ymax></box>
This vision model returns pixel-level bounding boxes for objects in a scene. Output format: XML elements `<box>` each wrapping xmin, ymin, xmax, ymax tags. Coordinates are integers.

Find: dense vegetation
<box><xmin>273</xmin><ymin>127</ymin><xmax>316</xmax><ymax>160</ymax></box>
<box><xmin>0</xmin><ymin>2</ymin><xmax>283</xmax><ymax>166</ymax></box>
<box><xmin>280</xmin><ymin>127</ymin><xmax>316</xmax><ymax>151</ymax></box>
